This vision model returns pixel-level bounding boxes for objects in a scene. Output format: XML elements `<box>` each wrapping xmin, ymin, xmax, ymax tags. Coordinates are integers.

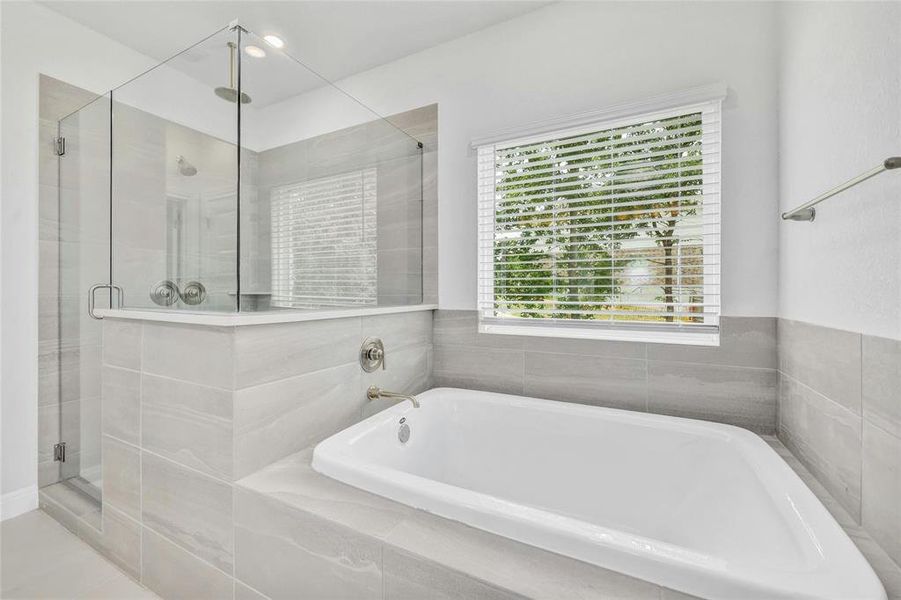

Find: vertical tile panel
<box><xmin>647</xmin><ymin>316</ymin><xmax>776</xmax><ymax>368</ymax></box>
<box><xmin>384</xmin><ymin>547</ymin><xmax>525</xmax><ymax>600</ymax></box>
<box><xmin>524</xmin><ymin>352</ymin><xmax>647</xmax><ymax>412</ymax></box>
<box><xmin>102</xmin><ymin>320</ymin><xmax>143</xmax><ymax>371</ymax></box>
<box><xmin>234</xmin><ymin>488</ymin><xmax>382</xmax><ymax>600</ymax></box>
<box><xmin>234</xmin><ymin>362</ymin><xmax>362</xmax><ymax>479</ymax></box>
<box><xmin>142</xmin><ymin>323</ymin><xmax>234</xmax><ymax>389</ymax></box>
<box><xmin>141</xmin><ymin>374</ymin><xmax>234</xmax><ymax>480</ymax></box>
<box><xmin>102</xmin><ymin>436</ymin><xmax>141</xmax><ymax>520</ymax></box>
<box><xmin>234</xmin><ymin>318</ymin><xmax>361</xmax><ymax>389</ymax></box>
<box><xmin>432</xmin><ymin>345</ymin><xmax>524</xmax><ymax>395</ymax></box>
<box><xmin>778</xmin><ymin>374</ymin><xmax>862</xmax><ymax>520</ymax></box>
<box><xmin>361</xmin><ymin>311</ymin><xmax>433</xmax><ymax>352</ymax></box>
<box><xmin>101</xmin><ymin>366</ymin><xmax>140</xmax><ymax>446</ymax></box>
<box><xmin>141</xmin><ymin>452</ymin><xmax>234</xmax><ymax>573</ymax></box>
<box><xmin>862</xmin><ymin>334</ymin><xmax>901</xmax><ymax>438</ymax></box>
<box><xmin>647</xmin><ymin>362</ymin><xmax>777</xmax><ymax>432</ymax></box>
<box><xmin>861</xmin><ymin>421</ymin><xmax>901</xmax><ymax>566</ymax></box>
<box><xmin>141</xmin><ymin>527</ymin><xmax>233</xmax><ymax>600</ymax></box>
<box><xmin>77</xmin><ymin>504</ymin><xmax>141</xmax><ymax>580</ymax></box>
<box><xmin>777</xmin><ymin>319</ymin><xmax>861</xmax><ymax>415</ymax></box>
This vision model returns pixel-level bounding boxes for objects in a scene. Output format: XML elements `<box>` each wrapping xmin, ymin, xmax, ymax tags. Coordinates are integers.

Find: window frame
<box><xmin>475</xmin><ymin>86</ymin><xmax>725</xmax><ymax>346</ymax></box>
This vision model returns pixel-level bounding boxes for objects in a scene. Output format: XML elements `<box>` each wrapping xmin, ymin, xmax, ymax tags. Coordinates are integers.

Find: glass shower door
<box><xmin>56</xmin><ymin>93</ymin><xmax>111</xmax><ymax>500</ymax></box>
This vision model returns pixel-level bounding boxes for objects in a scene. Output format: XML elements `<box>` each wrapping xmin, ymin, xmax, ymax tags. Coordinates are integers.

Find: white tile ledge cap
<box><xmin>95</xmin><ymin>304</ymin><xmax>437</xmax><ymax>326</ymax></box>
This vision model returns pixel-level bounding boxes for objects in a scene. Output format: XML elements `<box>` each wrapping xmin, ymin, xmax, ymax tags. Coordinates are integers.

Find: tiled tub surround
<box><xmin>433</xmin><ymin>311</ymin><xmax>779</xmax><ymax>433</ymax></box>
<box><xmin>40</xmin><ymin>310</ymin><xmax>433</xmax><ymax>599</ymax></box>
<box><xmin>34</xmin><ymin>309</ymin><xmax>901</xmax><ymax>598</ymax></box>
<box><xmin>777</xmin><ymin>319</ymin><xmax>901</xmax><ymax>570</ymax></box>
<box><xmin>233</xmin><ymin>436</ymin><xmax>901</xmax><ymax>600</ymax></box>
<box><xmin>311</xmin><ymin>389</ymin><xmax>885</xmax><ymax>599</ymax></box>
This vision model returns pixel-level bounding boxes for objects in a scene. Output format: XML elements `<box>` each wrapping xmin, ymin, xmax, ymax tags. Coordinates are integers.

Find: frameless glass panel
<box><xmin>57</xmin><ymin>92</ymin><xmax>111</xmax><ymax>500</ymax></box>
<box><xmin>111</xmin><ymin>27</ymin><xmax>239</xmax><ymax>312</ymax></box>
<box><xmin>238</xmin><ymin>29</ymin><xmax>423</xmax><ymax>311</ymax></box>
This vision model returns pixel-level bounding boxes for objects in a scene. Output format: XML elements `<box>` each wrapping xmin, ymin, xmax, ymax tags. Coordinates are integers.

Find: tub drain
<box><xmin>398</xmin><ymin>418</ymin><xmax>411</xmax><ymax>444</ymax></box>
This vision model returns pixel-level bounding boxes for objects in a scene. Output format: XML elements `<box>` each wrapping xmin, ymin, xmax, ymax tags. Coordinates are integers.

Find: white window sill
<box><xmin>478</xmin><ymin>322</ymin><xmax>720</xmax><ymax>347</ymax></box>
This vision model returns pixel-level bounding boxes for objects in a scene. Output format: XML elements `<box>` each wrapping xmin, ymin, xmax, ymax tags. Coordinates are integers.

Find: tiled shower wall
<box><xmin>85</xmin><ymin>311</ymin><xmax>432</xmax><ymax>598</ymax></box>
<box><xmin>777</xmin><ymin>319</ymin><xmax>901</xmax><ymax>568</ymax></box>
<box><xmin>111</xmin><ymin>101</ymin><xmax>248</xmax><ymax>312</ymax></box>
<box><xmin>254</xmin><ymin>104</ymin><xmax>438</xmax><ymax>306</ymax></box>
<box><xmin>432</xmin><ymin>311</ymin><xmax>779</xmax><ymax>433</ymax></box>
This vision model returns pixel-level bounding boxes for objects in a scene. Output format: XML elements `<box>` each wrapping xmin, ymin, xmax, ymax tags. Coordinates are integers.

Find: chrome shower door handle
<box><xmin>88</xmin><ymin>283</ymin><xmax>124</xmax><ymax>320</ymax></box>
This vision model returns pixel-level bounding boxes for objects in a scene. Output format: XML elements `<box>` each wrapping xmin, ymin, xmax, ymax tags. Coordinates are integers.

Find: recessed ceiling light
<box><xmin>263</xmin><ymin>35</ymin><xmax>284</xmax><ymax>49</ymax></box>
<box><xmin>244</xmin><ymin>45</ymin><xmax>266</xmax><ymax>58</ymax></box>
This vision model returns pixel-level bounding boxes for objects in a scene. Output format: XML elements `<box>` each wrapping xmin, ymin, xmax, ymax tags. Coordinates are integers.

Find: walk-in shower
<box><xmin>43</xmin><ymin>22</ymin><xmax>428</xmax><ymax>502</ymax></box>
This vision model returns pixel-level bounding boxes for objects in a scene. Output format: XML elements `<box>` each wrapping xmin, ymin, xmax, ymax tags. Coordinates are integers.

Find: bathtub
<box><xmin>312</xmin><ymin>388</ymin><xmax>885</xmax><ymax>600</ymax></box>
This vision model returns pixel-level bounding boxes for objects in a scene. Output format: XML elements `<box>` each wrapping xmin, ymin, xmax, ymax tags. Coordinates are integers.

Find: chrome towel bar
<box><xmin>782</xmin><ymin>156</ymin><xmax>901</xmax><ymax>222</ymax></box>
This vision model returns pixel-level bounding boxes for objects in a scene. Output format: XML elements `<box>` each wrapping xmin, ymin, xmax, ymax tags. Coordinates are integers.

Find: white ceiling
<box><xmin>40</xmin><ymin>1</ymin><xmax>551</xmax><ymax>107</ymax></box>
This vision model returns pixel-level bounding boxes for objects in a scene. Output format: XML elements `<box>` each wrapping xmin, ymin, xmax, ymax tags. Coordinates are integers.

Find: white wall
<box><xmin>778</xmin><ymin>2</ymin><xmax>901</xmax><ymax>340</ymax></box>
<box><xmin>0</xmin><ymin>1</ymin><xmax>160</xmax><ymax>513</ymax></box>
<box><xmin>265</xmin><ymin>1</ymin><xmax>781</xmax><ymax>312</ymax></box>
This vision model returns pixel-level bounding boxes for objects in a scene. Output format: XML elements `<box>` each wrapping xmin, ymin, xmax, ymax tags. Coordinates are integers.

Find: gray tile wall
<box><xmin>44</xmin><ymin>311</ymin><xmax>901</xmax><ymax>597</ymax></box>
<box><xmin>233</xmin><ymin>310</ymin><xmax>433</xmax><ymax>478</ymax></box>
<box><xmin>777</xmin><ymin>319</ymin><xmax>901</xmax><ymax>569</ymax></box>
<box><xmin>433</xmin><ymin>311</ymin><xmax>778</xmax><ymax>433</ymax></box>
<box><xmin>111</xmin><ymin>101</ymin><xmax>245</xmax><ymax>312</ymax></box>
<box><xmin>256</xmin><ymin>104</ymin><xmax>438</xmax><ymax>307</ymax></box>
<box><xmin>86</xmin><ymin>312</ymin><xmax>432</xmax><ymax>599</ymax></box>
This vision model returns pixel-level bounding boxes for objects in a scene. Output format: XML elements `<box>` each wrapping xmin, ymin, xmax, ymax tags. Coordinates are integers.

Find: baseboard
<box><xmin>1</xmin><ymin>485</ymin><xmax>39</xmax><ymax>521</ymax></box>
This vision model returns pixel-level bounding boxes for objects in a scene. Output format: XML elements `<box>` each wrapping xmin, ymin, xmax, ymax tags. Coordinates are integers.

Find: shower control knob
<box><xmin>150</xmin><ymin>280</ymin><xmax>180</xmax><ymax>307</ymax></box>
<box><xmin>181</xmin><ymin>281</ymin><xmax>207</xmax><ymax>306</ymax></box>
<box><xmin>360</xmin><ymin>338</ymin><xmax>386</xmax><ymax>372</ymax></box>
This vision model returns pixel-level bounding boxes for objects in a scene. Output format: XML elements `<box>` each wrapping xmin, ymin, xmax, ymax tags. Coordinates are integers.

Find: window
<box><xmin>271</xmin><ymin>168</ymin><xmax>377</xmax><ymax>308</ymax></box>
<box><xmin>477</xmin><ymin>96</ymin><xmax>721</xmax><ymax>345</ymax></box>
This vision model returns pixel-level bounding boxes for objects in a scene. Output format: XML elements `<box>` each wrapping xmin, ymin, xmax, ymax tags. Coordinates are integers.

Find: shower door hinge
<box><xmin>55</xmin><ymin>137</ymin><xmax>66</xmax><ymax>157</ymax></box>
<box><xmin>53</xmin><ymin>442</ymin><xmax>67</xmax><ymax>462</ymax></box>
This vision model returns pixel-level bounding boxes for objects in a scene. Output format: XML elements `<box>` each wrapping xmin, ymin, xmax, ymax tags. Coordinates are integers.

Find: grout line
<box><xmin>138</xmin><ymin>323</ymin><xmax>145</xmax><ymax>585</ymax></box>
<box><xmin>136</xmin><ymin>370</ymin><xmax>233</xmax><ymax>394</ymax></box>
<box><xmin>103</xmin><ymin>432</ymin><xmax>141</xmax><ymax>452</ymax></box>
<box><xmin>858</xmin><ymin>333</ymin><xmax>864</xmax><ymax>523</ymax></box>
<box><xmin>139</xmin><ymin>445</ymin><xmax>234</xmax><ymax>488</ymax></box>
<box><xmin>141</xmin><ymin>523</ymin><xmax>235</xmax><ymax>582</ymax></box>
<box><xmin>232</xmin><ymin>335</ymin><xmax>238</xmax><ymax>596</ymax></box>
<box><xmin>644</xmin><ymin>357</ymin><xmax>650</xmax><ymax>413</ymax></box>
<box><xmin>782</xmin><ymin>371</ymin><xmax>861</xmax><ymax>421</ymax></box>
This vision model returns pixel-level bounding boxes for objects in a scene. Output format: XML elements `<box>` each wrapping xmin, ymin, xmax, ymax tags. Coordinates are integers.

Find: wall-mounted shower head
<box><xmin>176</xmin><ymin>155</ymin><xmax>197</xmax><ymax>176</ymax></box>
<box><xmin>214</xmin><ymin>41</ymin><xmax>252</xmax><ymax>104</ymax></box>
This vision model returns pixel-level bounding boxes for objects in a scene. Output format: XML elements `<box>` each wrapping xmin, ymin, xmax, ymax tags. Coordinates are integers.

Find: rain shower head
<box><xmin>215</xmin><ymin>41</ymin><xmax>252</xmax><ymax>104</ymax></box>
<box><xmin>214</xmin><ymin>86</ymin><xmax>252</xmax><ymax>104</ymax></box>
<box><xmin>176</xmin><ymin>155</ymin><xmax>197</xmax><ymax>176</ymax></box>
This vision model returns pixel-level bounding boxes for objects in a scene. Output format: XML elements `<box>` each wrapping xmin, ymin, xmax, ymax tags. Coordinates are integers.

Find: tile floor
<box><xmin>0</xmin><ymin>510</ymin><xmax>158</xmax><ymax>599</ymax></box>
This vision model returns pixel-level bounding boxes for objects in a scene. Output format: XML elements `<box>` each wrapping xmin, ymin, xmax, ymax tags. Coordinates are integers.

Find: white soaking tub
<box><xmin>312</xmin><ymin>388</ymin><xmax>885</xmax><ymax>600</ymax></box>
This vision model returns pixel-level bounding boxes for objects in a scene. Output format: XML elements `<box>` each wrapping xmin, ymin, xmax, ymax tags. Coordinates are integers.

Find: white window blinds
<box><xmin>477</xmin><ymin>100</ymin><xmax>721</xmax><ymax>344</ymax></box>
<box><xmin>271</xmin><ymin>168</ymin><xmax>377</xmax><ymax>308</ymax></box>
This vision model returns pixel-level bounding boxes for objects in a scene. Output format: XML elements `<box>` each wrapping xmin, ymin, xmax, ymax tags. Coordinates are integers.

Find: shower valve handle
<box><xmin>360</xmin><ymin>338</ymin><xmax>386</xmax><ymax>372</ymax></box>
